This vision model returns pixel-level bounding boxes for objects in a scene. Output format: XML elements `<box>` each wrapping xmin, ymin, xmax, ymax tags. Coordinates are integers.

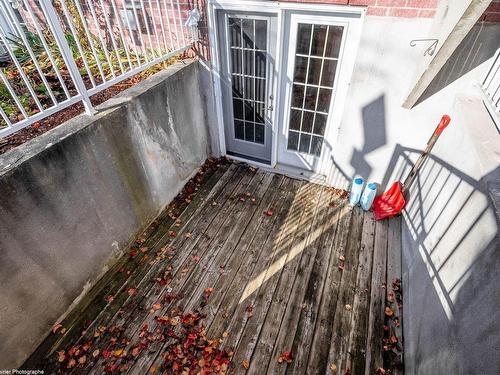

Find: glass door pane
<box><xmin>287</xmin><ymin>23</ymin><xmax>344</xmax><ymax>156</ymax></box>
<box><xmin>228</xmin><ymin>17</ymin><xmax>268</xmax><ymax>144</ymax></box>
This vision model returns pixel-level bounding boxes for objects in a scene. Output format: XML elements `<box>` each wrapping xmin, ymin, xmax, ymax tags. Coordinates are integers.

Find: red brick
<box><xmin>367</xmin><ymin>6</ymin><xmax>388</xmax><ymax>16</ymax></box>
<box><xmin>405</xmin><ymin>0</ymin><xmax>438</xmax><ymax>9</ymax></box>
<box><xmin>418</xmin><ymin>9</ymin><xmax>436</xmax><ymax>18</ymax></box>
<box><xmin>376</xmin><ymin>0</ymin><xmax>406</xmax><ymax>6</ymax></box>
<box><xmin>484</xmin><ymin>12</ymin><xmax>500</xmax><ymax>23</ymax></box>
<box><xmin>348</xmin><ymin>0</ymin><xmax>376</xmax><ymax>5</ymax></box>
<box><xmin>279</xmin><ymin>0</ymin><xmax>349</xmax><ymax>3</ymax></box>
<box><xmin>486</xmin><ymin>2</ymin><xmax>500</xmax><ymax>13</ymax></box>
<box><xmin>388</xmin><ymin>7</ymin><xmax>419</xmax><ymax>17</ymax></box>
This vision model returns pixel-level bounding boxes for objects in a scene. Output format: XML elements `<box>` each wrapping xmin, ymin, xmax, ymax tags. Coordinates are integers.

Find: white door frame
<box><xmin>208</xmin><ymin>0</ymin><xmax>365</xmax><ymax>172</ymax></box>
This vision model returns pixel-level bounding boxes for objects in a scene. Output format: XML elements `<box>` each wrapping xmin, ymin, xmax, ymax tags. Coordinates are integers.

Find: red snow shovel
<box><xmin>373</xmin><ymin>115</ymin><xmax>451</xmax><ymax>220</ymax></box>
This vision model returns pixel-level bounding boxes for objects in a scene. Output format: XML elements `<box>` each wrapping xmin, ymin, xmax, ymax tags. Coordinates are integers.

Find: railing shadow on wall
<box><xmin>380</xmin><ymin>143</ymin><xmax>499</xmax><ymax>374</ymax></box>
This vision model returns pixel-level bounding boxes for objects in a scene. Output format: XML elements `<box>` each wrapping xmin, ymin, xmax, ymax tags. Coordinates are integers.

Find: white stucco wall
<box><xmin>329</xmin><ymin>15</ymin><xmax>499</xmax><ymax>375</ymax></box>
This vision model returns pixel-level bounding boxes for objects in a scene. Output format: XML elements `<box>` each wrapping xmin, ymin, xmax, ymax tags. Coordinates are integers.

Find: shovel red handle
<box><xmin>435</xmin><ymin>115</ymin><xmax>451</xmax><ymax>136</ymax></box>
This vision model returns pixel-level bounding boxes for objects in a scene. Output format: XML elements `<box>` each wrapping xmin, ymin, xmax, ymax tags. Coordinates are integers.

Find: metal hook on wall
<box><xmin>410</xmin><ymin>39</ymin><xmax>439</xmax><ymax>56</ymax></box>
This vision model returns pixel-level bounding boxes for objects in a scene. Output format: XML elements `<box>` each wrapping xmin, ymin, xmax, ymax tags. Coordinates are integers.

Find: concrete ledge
<box><xmin>0</xmin><ymin>59</ymin><xmax>211</xmax><ymax>368</ymax></box>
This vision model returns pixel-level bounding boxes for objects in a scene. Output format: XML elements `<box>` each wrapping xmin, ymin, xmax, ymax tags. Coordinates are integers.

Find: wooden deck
<box><xmin>24</xmin><ymin>161</ymin><xmax>403</xmax><ymax>374</ymax></box>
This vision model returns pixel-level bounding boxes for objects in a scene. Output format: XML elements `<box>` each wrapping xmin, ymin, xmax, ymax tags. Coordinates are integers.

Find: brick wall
<box><xmin>279</xmin><ymin>0</ymin><xmax>439</xmax><ymax>18</ymax></box>
<box><xmin>479</xmin><ymin>0</ymin><xmax>500</xmax><ymax>22</ymax></box>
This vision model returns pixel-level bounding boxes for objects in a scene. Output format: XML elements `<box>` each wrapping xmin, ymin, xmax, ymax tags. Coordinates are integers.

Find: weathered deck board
<box><xmin>365</xmin><ymin>220</ymin><xmax>389</xmax><ymax>375</ymax></box>
<box><xmin>24</xmin><ymin>162</ymin><xmax>402</xmax><ymax>374</ymax></box>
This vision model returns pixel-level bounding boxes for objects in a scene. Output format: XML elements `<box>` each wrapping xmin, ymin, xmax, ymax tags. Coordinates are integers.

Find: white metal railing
<box><xmin>481</xmin><ymin>48</ymin><xmax>500</xmax><ymax>131</ymax></box>
<box><xmin>0</xmin><ymin>0</ymin><xmax>199</xmax><ymax>138</ymax></box>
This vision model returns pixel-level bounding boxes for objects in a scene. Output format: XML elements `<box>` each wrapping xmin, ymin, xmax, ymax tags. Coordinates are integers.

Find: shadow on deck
<box><xmin>23</xmin><ymin>161</ymin><xmax>402</xmax><ymax>374</ymax></box>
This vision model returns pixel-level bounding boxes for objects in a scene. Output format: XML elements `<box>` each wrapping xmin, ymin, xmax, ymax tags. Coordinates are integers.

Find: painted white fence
<box><xmin>481</xmin><ymin>48</ymin><xmax>500</xmax><ymax>131</ymax></box>
<box><xmin>0</xmin><ymin>0</ymin><xmax>198</xmax><ymax>138</ymax></box>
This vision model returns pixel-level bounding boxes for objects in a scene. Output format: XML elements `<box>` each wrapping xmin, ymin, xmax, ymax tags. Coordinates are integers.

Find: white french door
<box><xmin>216</xmin><ymin>11</ymin><xmax>277</xmax><ymax>164</ymax></box>
<box><xmin>210</xmin><ymin>1</ymin><xmax>363</xmax><ymax>176</ymax></box>
<box><xmin>276</xmin><ymin>13</ymin><xmax>356</xmax><ymax>176</ymax></box>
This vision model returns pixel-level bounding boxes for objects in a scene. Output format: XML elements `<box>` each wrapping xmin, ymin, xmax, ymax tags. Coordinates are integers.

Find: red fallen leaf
<box><xmin>376</xmin><ymin>368</ymin><xmax>387</xmax><ymax>374</ymax></box>
<box><xmin>78</xmin><ymin>355</ymin><xmax>87</xmax><ymax>364</ymax></box>
<box><xmin>383</xmin><ymin>325</ymin><xmax>390</xmax><ymax>332</ymax></box>
<box><xmin>52</xmin><ymin>323</ymin><xmax>63</xmax><ymax>334</ymax></box>
<box><xmin>129</xmin><ymin>250</ymin><xmax>138</xmax><ymax>258</ymax></box>
<box><xmin>338</xmin><ymin>264</ymin><xmax>345</xmax><ymax>270</ymax></box>
<box><xmin>105</xmin><ymin>295</ymin><xmax>114</xmax><ymax>303</ymax></box>
<box><xmin>168</xmin><ymin>231</ymin><xmax>177</xmax><ymax>237</ymax></box>
<box><xmin>329</xmin><ymin>201</ymin><xmax>338</xmax><ymax>208</ymax></box>
<box><xmin>204</xmin><ymin>287</ymin><xmax>213</xmax><ymax>299</ymax></box>
<box><xmin>278</xmin><ymin>351</ymin><xmax>293</xmax><ymax>363</ymax></box>
<box><xmin>140</xmin><ymin>247</ymin><xmax>149</xmax><ymax>253</ymax></box>
<box><xmin>104</xmin><ymin>363</ymin><xmax>118</xmax><ymax>373</ymax></box>
<box><xmin>245</xmin><ymin>305</ymin><xmax>253</xmax><ymax>317</ymax></box>
<box><xmin>242</xmin><ymin>360</ymin><xmax>250</xmax><ymax>369</ymax></box>
<box><xmin>264</xmin><ymin>210</ymin><xmax>273</xmax><ymax>216</ymax></box>
<box><xmin>192</xmin><ymin>255</ymin><xmax>201</xmax><ymax>262</ymax></box>
<box><xmin>385</xmin><ymin>307</ymin><xmax>394</xmax><ymax>317</ymax></box>
<box><xmin>118</xmin><ymin>266</ymin><xmax>126</xmax><ymax>273</ymax></box>
<box><xmin>102</xmin><ymin>349</ymin><xmax>111</xmax><ymax>358</ymax></box>
<box><xmin>57</xmin><ymin>350</ymin><xmax>65</xmax><ymax>362</ymax></box>
<box><xmin>127</xmin><ymin>288</ymin><xmax>137</xmax><ymax>296</ymax></box>
<box><xmin>152</xmin><ymin>303</ymin><xmax>162</xmax><ymax>311</ymax></box>
<box><xmin>390</xmin><ymin>335</ymin><xmax>398</xmax><ymax>344</ymax></box>
<box><xmin>67</xmin><ymin>358</ymin><xmax>76</xmax><ymax>369</ymax></box>
<box><xmin>344</xmin><ymin>368</ymin><xmax>351</xmax><ymax>375</ymax></box>
<box><xmin>131</xmin><ymin>346</ymin><xmax>141</xmax><ymax>357</ymax></box>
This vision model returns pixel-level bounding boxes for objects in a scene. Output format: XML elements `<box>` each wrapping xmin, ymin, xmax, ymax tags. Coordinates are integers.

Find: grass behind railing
<box><xmin>0</xmin><ymin>6</ymin><xmax>182</xmax><ymax>130</ymax></box>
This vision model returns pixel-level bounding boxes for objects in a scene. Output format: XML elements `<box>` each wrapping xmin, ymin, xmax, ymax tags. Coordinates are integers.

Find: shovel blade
<box><xmin>373</xmin><ymin>182</ymin><xmax>406</xmax><ymax>221</ymax></box>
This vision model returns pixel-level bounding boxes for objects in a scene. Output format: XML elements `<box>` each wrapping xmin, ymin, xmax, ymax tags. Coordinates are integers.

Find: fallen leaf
<box><xmin>212</xmin><ymin>201</ymin><xmax>218</xmax><ymax>206</ymax></box>
<box><xmin>105</xmin><ymin>295</ymin><xmax>114</xmax><ymax>303</ymax></box>
<box><xmin>149</xmin><ymin>367</ymin><xmax>157</xmax><ymax>373</ymax></box>
<box><xmin>152</xmin><ymin>303</ymin><xmax>162</xmax><ymax>311</ymax></box>
<box><xmin>345</xmin><ymin>304</ymin><xmax>352</xmax><ymax>311</ymax></box>
<box><xmin>376</xmin><ymin>368</ymin><xmax>387</xmax><ymax>374</ymax></box>
<box><xmin>204</xmin><ymin>287</ymin><xmax>213</xmax><ymax>299</ymax></box>
<box><xmin>278</xmin><ymin>351</ymin><xmax>293</xmax><ymax>363</ymax></box>
<box><xmin>127</xmin><ymin>288</ymin><xmax>137</xmax><ymax>296</ymax></box>
<box><xmin>344</xmin><ymin>368</ymin><xmax>351</xmax><ymax>375</ymax></box>
<box><xmin>140</xmin><ymin>247</ymin><xmax>148</xmax><ymax>253</ymax></box>
<box><xmin>185</xmin><ymin>232</ymin><xmax>193</xmax><ymax>238</ymax></box>
<box><xmin>339</xmin><ymin>255</ymin><xmax>345</xmax><ymax>261</ymax></box>
<box><xmin>78</xmin><ymin>355</ymin><xmax>87</xmax><ymax>364</ymax></box>
<box><xmin>385</xmin><ymin>307</ymin><xmax>394</xmax><ymax>317</ymax></box>
<box><xmin>242</xmin><ymin>360</ymin><xmax>250</xmax><ymax>369</ymax></box>
<box><xmin>387</xmin><ymin>293</ymin><xmax>395</xmax><ymax>303</ymax></box>
<box><xmin>245</xmin><ymin>305</ymin><xmax>253</xmax><ymax>317</ymax></box>
<box><xmin>338</xmin><ymin>264</ymin><xmax>345</xmax><ymax>271</ymax></box>
<box><xmin>67</xmin><ymin>358</ymin><xmax>76</xmax><ymax>369</ymax></box>
<box><xmin>92</xmin><ymin>349</ymin><xmax>100</xmax><ymax>358</ymax></box>
<box><xmin>57</xmin><ymin>350</ymin><xmax>65</xmax><ymax>362</ymax></box>
<box><xmin>131</xmin><ymin>346</ymin><xmax>141</xmax><ymax>357</ymax></box>
<box><xmin>264</xmin><ymin>210</ymin><xmax>273</xmax><ymax>216</ymax></box>
<box><xmin>330</xmin><ymin>363</ymin><xmax>338</xmax><ymax>373</ymax></box>
<box><xmin>52</xmin><ymin>323</ymin><xmax>63</xmax><ymax>334</ymax></box>
<box><xmin>390</xmin><ymin>335</ymin><xmax>398</xmax><ymax>344</ymax></box>
<box><xmin>168</xmin><ymin>231</ymin><xmax>177</xmax><ymax>237</ymax></box>
<box><xmin>113</xmin><ymin>349</ymin><xmax>125</xmax><ymax>357</ymax></box>
<box><xmin>192</xmin><ymin>255</ymin><xmax>201</xmax><ymax>262</ymax></box>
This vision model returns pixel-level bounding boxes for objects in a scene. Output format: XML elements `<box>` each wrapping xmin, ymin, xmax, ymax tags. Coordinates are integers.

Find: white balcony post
<box><xmin>39</xmin><ymin>0</ymin><xmax>96</xmax><ymax>115</ymax></box>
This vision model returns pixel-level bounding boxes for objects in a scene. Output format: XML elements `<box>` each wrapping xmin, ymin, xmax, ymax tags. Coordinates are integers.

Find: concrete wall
<box><xmin>325</xmin><ymin>15</ymin><xmax>500</xmax><ymax>375</ymax></box>
<box><xmin>0</xmin><ymin>60</ymin><xmax>211</xmax><ymax>368</ymax></box>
